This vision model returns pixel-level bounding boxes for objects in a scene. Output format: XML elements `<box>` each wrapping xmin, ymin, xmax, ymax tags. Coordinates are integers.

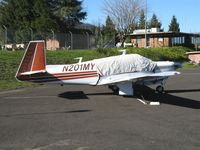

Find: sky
<box><xmin>83</xmin><ymin>0</ymin><xmax>200</xmax><ymax>33</ymax></box>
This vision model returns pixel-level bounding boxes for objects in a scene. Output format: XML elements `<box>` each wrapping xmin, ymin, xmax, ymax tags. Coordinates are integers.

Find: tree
<box><xmin>94</xmin><ymin>23</ymin><xmax>102</xmax><ymax>47</ymax></box>
<box><xmin>138</xmin><ymin>9</ymin><xmax>146</xmax><ymax>29</ymax></box>
<box><xmin>168</xmin><ymin>15</ymin><xmax>180</xmax><ymax>32</ymax></box>
<box><xmin>0</xmin><ymin>0</ymin><xmax>37</xmax><ymax>42</ymax></box>
<box><xmin>0</xmin><ymin>0</ymin><xmax>87</xmax><ymax>43</ymax></box>
<box><xmin>0</xmin><ymin>0</ymin><xmax>58</xmax><ymax>30</ymax></box>
<box><xmin>0</xmin><ymin>0</ymin><xmax>87</xmax><ymax>31</ymax></box>
<box><xmin>103</xmin><ymin>0</ymin><xmax>144</xmax><ymax>40</ymax></box>
<box><xmin>102</xmin><ymin>16</ymin><xmax>116</xmax><ymax>37</ymax></box>
<box><xmin>32</xmin><ymin>0</ymin><xmax>58</xmax><ymax>32</ymax></box>
<box><xmin>149</xmin><ymin>13</ymin><xmax>162</xmax><ymax>28</ymax></box>
<box><xmin>101</xmin><ymin>16</ymin><xmax>116</xmax><ymax>46</ymax></box>
<box><xmin>47</xmin><ymin>0</ymin><xmax>87</xmax><ymax>28</ymax></box>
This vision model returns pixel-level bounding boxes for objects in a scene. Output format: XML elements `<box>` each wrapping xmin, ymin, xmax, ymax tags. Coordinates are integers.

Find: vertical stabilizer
<box><xmin>16</xmin><ymin>40</ymin><xmax>46</xmax><ymax>80</ymax></box>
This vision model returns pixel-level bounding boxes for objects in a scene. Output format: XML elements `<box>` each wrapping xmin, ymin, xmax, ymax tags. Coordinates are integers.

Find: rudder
<box><xmin>16</xmin><ymin>40</ymin><xmax>46</xmax><ymax>80</ymax></box>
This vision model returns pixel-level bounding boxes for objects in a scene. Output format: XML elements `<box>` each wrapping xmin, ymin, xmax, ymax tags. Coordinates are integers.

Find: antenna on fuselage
<box><xmin>119</xmin><ymin>49</ymin><xmax>127</xmax><ymax>55</ymax></box>
<box><xmin>74</xmin><ymin>57</ymin><xmax>83</xmax><ymax>63</ymax></box>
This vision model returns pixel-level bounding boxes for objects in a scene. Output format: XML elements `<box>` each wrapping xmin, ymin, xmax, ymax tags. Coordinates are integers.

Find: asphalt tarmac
<box><xmin>0</xmin><ymin>69</ymin><xmax>200</xmax><ymax>150</ymax></box>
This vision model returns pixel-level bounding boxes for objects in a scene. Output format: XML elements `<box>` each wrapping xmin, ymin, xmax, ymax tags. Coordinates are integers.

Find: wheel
<box><xmin>156</xmin><ymin>85</ymin><xmax>164</xmax><ymax>93</ymax></box>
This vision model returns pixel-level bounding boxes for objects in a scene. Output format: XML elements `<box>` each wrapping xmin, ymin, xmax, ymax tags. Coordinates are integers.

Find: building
<box><xmin>125</xmin><ymin>28</ymin><xmax>200</xmax><ymax>48</ymax></box>
<box><xmin>186</xmin><ymin>51</ymin><xmax>200</xmax><ymax>64</ymax></box>
<box><xmin>46</xmin><ymin>39</ymin><xmax>60</xmax><ymax>50</ymax></box>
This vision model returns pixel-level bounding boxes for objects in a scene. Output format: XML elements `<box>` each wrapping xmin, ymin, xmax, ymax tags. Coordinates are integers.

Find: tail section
<box><xmin>16</xmin><ymin>40</ymin><xmax>46</xmax><ymax>81</ymax></box>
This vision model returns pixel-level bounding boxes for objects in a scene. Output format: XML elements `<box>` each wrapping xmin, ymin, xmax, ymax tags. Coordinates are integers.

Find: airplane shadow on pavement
<box><xmin>58</xmin><ymin>91</ymin><xmax>89</xmax><ymax>100</ymax></box>
<box><xmin>58</xmin><ymin>85</ymin><xmax>200</xmax><ymax>109</ymax></box>
<box><xmin>134</xmin><ymin>85</ymin><xmax>200</xmax><ymax>109</ymax></box>
<box><xmin>0</xmin><ymin>110</ymin><xmax>92</xmax><ymax>117</ymax></box>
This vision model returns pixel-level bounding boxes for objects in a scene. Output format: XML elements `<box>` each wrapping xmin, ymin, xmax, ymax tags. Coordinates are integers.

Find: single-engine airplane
<box><xmin>16</xmin><ymin>40</ymin><xmax>180</xmax><ymax>96</ymax></box>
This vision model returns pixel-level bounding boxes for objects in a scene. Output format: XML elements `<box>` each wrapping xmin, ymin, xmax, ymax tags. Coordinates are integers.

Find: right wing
<box><xmin>148</xmin><ymin>71</ymin><xmax>180</xmax><ymax>77</ymax></box>
<box><xmin>97</xmin><ymin>72</ymin><xmax>152</xmax><ymax>85</ymax></box>
<box><xmin>97</xmin><ymin>71</ymin><xmax>180</xmax><ymax>85</ymax></box>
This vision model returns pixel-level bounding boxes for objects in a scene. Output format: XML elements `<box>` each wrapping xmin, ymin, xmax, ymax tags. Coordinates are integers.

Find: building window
<box><xmin>171</xmin><ymin>37</ymin><xmax>185</xmax><ymax>46</ymax></box>
<box><xmin>192</xmin><ymin>37</ymin><xmax>200</xmax><ymax>44</ymax></box>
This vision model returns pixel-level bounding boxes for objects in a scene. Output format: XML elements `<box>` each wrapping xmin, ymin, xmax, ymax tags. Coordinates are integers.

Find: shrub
<box><xmin>96</xmin><ymin>48</ymin><xmax>118</xmax><ymax>56</ymax></box>
<box><xmin>127</xmin><ymin>46</ymin><xmax>189</xmax><ymax>62</ymax></box>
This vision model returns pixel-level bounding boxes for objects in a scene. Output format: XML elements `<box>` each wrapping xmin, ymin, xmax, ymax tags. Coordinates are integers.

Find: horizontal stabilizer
<box><xmin>20</xmin><ymin>70</ymin><xmax>46</xmax><ymax>75</ymax></box>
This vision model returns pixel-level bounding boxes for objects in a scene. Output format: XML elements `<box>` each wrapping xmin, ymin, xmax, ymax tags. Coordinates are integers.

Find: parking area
<box><xmin>0</xmin><ymin>69</ymin><xmax>200</xmax><ymax>150</ymax></box>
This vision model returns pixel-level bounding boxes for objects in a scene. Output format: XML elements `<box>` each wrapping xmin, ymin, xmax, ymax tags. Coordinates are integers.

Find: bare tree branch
<box><xmin>103</xmin><ymin>0</ymin><xmax>144</xmax><ymax>35</ymax></box>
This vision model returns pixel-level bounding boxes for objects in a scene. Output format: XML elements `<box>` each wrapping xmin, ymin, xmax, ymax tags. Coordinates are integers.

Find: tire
<box><xmin>156</xmin><ymin>85</ymin><xmax>164</xmax><ymax>93</ymax></box>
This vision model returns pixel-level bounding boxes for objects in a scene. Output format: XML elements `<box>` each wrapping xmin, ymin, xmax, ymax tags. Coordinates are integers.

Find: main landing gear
<box><xmin>108</xmin><ymin>83</ymin><xmax>134</xmax><ymax>96</ymax></box>
<box><xmin>156</xmin><ymin>85</ymin><xmax>164</xmax><ymax>93</ymax></box>
<box><xmin>155</xmin><ymin>79</ymin><xmax>166</xmax><ymax>94</ymax></box>
<box><xmin>108</xmin><ymin>85</ymin><xmax>119</xmax><ymax>94</ymax></box>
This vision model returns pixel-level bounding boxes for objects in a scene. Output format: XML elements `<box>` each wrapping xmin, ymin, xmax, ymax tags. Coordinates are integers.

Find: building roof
<box><xmin>129</xmin><ymin>32</ymin><xmax>200</xmax><ymax>37</ymax></box>
<box><xmin>129</xmin><ymin>28</ymin><xmax>200</xmax><ymax>37</ymax></box>
<box><xmin>186</xmin><ymin>51</ymin><xmax>200</xmax><ymax>55</ymax></box>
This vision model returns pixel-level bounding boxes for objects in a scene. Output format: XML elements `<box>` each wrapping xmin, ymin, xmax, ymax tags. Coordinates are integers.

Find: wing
<box><xmin>149</xmin><ymin>71</ymin><xmax>180</xmax><ymax>77</ymax></box>
<box><xmin>97</xmin><ymin>71</ymin><xmax>180</xmax><ymax>85</ymax></box>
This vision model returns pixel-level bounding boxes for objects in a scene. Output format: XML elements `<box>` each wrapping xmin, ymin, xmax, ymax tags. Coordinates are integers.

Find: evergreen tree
<box><xmin>101</xmin><ymin>16</ymin><xmax>116</xmax><ymax>45</ymax></box>
<box><xmin>138</xmin><ymin>9</ymin><xmax>146</xmax><ymax>29</ymax></box>
<box><xmin>168</xmin><ymin>15</ymin><xmax>180</xmax><ymax>32</ymax></box>
<box><xmin>102</xmin><ymin>16</ymin><xmax>116</xmax><ymax>36</ymax></box>
<box><xmin>0</xmin><ymin>0</ymin><xmax>36</xmax><ymax>42</ymax></box>
<box><xmin>32</xmin><ymin>0</ymin><xmax>58</xmax><ymax>32</ymax></box>
<box><xmin>94</xmin><ymin>23</ymin><xmax>103</xmax><ymax>47</ymax></box>
<box><xmin>0</xmin><ymin>0</ymin><xmax>58</xmax><ymax>31</ymax></box>
<box><xmin>49</xmin><ymin>0</ymin><xmax>87</xmax><ymax>27</ymax></box>
<box><xmin>0</xmin><ymin>0</ymin><xmax>87</xmax><ymax>31</ymax></box>
<box><xmin>149</xmin><ymin>13</ymin><xmax>162</xmax><ymax>28</ymax></box>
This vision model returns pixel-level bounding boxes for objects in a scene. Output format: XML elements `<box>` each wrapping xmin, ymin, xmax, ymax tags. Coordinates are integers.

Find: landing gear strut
<box><xmin>155</xmin><ymin>78</ymin><xmax>167</xmax><ymax>94</ymax></box>
<box><xmin>108</xmin><ymin>85</ymin><xmax>119</xmax><ymax>94</ymax></box>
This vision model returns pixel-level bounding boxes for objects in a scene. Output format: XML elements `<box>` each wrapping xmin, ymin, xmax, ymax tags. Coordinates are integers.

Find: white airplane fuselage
<box><xmin>29</xmin><ymin>61</ymin><xmax>177</xmax><ymax>86</ymax></box>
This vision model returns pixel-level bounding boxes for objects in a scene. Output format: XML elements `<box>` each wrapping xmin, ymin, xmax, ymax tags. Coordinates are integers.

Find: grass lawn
<box><xmin>181</xmin><ymin>62</ymin><xmax>199</xmax><ymax>70</ymax></box>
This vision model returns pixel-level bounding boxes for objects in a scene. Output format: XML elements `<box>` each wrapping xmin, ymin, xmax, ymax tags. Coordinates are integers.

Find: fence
<box><xmin>0</xmin><ymin>27</ymin><xmax>116</xmax><ymax>50</ymax></box>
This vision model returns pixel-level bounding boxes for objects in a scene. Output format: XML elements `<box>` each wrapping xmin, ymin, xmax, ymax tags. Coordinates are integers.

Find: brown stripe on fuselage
<box><xmin>30</xmin><ymin>71</ymin><xmax>98</xmax><ymax>79</ymax></box>
<box><xmin>29</xmin><ymin>73</ymin><xmax>99</xmax><ymax>83</ymax></box>
<box><xmin>53</xmin><ymin>71</ymin><xmax>98</xmax><ymax>76</ymax></box>
<box><xmin>30</xmin><ymin>72</ymin><xmax>98</xmax><ymax>79</ymax></box>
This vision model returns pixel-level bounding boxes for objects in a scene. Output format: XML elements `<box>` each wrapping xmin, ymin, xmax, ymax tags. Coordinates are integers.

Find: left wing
<box><xmin>97</xmin><ymin>71</ymin><xmax>180</xmax><ymax>85</ymax></box>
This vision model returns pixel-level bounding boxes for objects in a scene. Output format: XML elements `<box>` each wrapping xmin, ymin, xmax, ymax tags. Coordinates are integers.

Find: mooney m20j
<box><xmin>16</xmin><ymin>40</ymin><xmax>180</xmax><ymax>96</ymax></box>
